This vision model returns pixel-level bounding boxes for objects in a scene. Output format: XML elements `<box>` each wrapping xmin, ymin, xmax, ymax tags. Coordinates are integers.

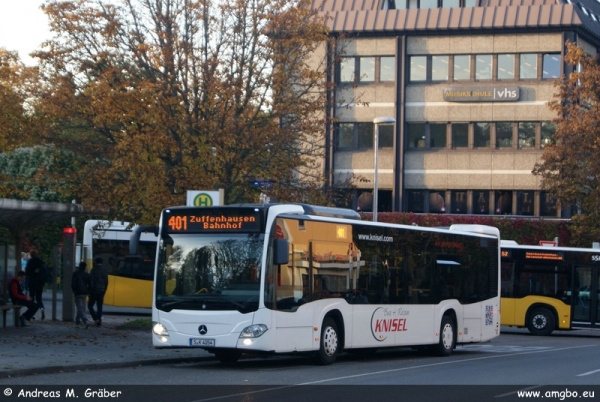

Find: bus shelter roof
<box><xmin>0</xmin><ymin>198</ymin><xmax>99</xmax><ymax>271</ymax></box>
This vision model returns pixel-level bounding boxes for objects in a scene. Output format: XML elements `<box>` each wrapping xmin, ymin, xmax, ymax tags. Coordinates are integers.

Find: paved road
<box><xmin>1</xmin><ymin>328</ymin><xmax>599</xmax><ymax>402</ymax></box>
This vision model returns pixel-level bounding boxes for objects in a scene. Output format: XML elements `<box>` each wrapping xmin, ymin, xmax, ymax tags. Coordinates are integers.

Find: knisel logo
<box><xmin>371</xmin><ymin>307</ymin><xmax>409</xmax><ymax>341</ymax></box>
<box><xmin>198</xmin><ymin>325</ymin><xmax>208</xmax><ymax>335</ymax></box>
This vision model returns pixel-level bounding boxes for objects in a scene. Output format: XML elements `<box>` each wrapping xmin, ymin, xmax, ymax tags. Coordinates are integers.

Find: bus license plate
<box><xmin>189</xmin><ymin>338</ymin><xmax>215</xmax><ymax>347</ymax></box>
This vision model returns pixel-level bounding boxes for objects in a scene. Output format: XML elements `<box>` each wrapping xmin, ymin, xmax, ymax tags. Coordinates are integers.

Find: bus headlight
<box><xmin>240</xmin><ymin>324</ymin><xmax>268</xmax><ymax>338</ymax></box>
<box><xmin>153</xmin><ymin>322</ymin><xmax>169</xmax><ymax>337</ymax></box>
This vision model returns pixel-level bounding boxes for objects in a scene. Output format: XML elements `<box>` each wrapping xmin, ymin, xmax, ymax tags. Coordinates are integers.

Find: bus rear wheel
<box><xmin>433</xmin><ymin>316</ymin><xmax>456</xmax><ymax>357</ymax></box>
<box><xmin>526</xmin><ymin>307</ymin><xmax>555</xmax><ymax>336</ymax></box>
<box><xmin>214</xmin><ymin>349</ymin><xmax>242</xmax><ymax>363</ymax></box>
<box><xmin>314</xmin><ymin>317</ymin><xmax>339</xmax><ymax>365</ymax></box>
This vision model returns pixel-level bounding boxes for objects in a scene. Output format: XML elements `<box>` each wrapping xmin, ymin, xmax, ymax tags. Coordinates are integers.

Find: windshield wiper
<box><xmin>157</xmin><ymin>297</ymin><xmax>203</xmax><ymax>312</ymax></box>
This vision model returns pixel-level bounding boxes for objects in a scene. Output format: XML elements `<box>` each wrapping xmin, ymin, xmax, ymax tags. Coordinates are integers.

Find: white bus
<box><xmin>141</xmin><ymin>204</ymin><xmax>500</xmax><ymax>364</ymax></box>
<box><xmin>82</xmin><ymin>220</ymin><xmax>157</xmax><ymax>308</ymax></box>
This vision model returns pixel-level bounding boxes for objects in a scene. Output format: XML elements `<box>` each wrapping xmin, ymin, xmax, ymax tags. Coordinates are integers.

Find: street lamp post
<box><xmin>373</xmin><ymin>116</ymin><xmax>396</xmax><ymax>222</ymax></box>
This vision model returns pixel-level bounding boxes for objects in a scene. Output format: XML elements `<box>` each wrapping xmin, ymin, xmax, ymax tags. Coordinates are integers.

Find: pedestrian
<box><xmin>88</xmin><ymin>257</ymin><xmax>108</xmax><ymax>327</ymax></box>
<box><xmin>8</xmin><ymin>270</ymin><xmax>39</xmax><ymax>327</ymax></box>
<box><xmin>25</xmin><ymin>249</ymin><xmax>47</xmax><ymax>320</ymax></box>
<box><xmin>71</xmin><ymin>262</ymin><xmax>92</xmax><ymax>329</ymax></box>
<box><xmin>21</xmin><ymin>252</ymin><xmax>30</xmax><ymax>292</ymax></box>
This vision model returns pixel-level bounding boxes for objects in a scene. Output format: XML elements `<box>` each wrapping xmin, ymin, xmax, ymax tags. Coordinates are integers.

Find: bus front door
<box><xmin>572</xmin><ymin>265</ymin><xmax>599</xmax><ymax>328</ymax></box>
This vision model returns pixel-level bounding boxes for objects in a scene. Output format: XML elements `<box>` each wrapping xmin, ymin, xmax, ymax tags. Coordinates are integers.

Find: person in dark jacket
<box><xmin>25</xmin><ymin>250</ymin><xmax>47</xmax><ymax>320</ymax></box>
<box><xmin>88</xmin><ymin>257</ymin><xmax>109</xmax><ymax>327</ymax></box>
<box><xmin>8</xmin><ymin>271</ymin><xmax>38</xmax><ymax>327</ymax></box>
<box><xmin>71</xmin><ymin>262</ymin><xmax>91</xmax><ymax>329</ymax></box>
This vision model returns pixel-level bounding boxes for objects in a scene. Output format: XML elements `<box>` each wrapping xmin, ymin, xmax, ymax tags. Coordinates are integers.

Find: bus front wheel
<box><xmin>526</xmin><ymin>307</ymin><xmax>555</xmax><ymax>336</ymax></box>
<box><xmin>433</xmin><ymin>316</ymin><xmax>456</xmax><ymax>357</ymax></box>
<box><xmin>314</xmin><ymin>317</ymin><xmax>339</xmax><ymax>365</ymax></box>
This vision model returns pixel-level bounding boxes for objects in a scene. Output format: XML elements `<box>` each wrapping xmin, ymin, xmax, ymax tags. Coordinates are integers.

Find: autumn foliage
<box><xmin>533</xmin><ymin>42</ymin><xmax>600</xmax><ymax>246</ymax></box>
<box><xmin>8</xmin><ymin>0</ymin><xmax>340</xmax><ymax>224</ymax></box>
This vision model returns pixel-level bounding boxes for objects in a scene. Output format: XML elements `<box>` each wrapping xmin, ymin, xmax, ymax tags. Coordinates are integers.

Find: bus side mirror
<box><xmin>273</xmin><ymin>239</ymin><xmax>289</xmax><ymax>265</ymax></box>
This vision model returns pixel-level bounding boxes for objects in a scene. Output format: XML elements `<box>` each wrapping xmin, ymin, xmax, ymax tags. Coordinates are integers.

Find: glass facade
<box><xmin>454</xmin><ymin>55</ymin><xmax>470</xmax><ymax>80</ymax></box>
<box><xmin>497</xmin><ymin>54</ymin><xmax>514</xmax><ymax>80</ymax></box>
<box><xmin>475</xmin><ymin>54</ymin><xmax>492</xmax><ymax>80</ymax></box>
<box><xmin>520</xmin><ymin>53</ymin><xmax>537</xmax><ymax>79</ymax></box>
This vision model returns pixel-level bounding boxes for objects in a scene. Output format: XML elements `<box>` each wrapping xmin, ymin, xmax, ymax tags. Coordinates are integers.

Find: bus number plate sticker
<box><xmin>189</xmin><ymin>338</ymin><xmax>215</xmax><ymax>347</ymax></box>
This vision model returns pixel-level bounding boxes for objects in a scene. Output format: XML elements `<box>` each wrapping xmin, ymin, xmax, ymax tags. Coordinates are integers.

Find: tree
<box><xmin>0</xmin><ymin>50</ymin><xmax>30</xmax><ymax>153</ymax></box>
<box><xmin>31</xmin><ymin>0</ymin><xmax>342</xmax><ymax>224</ymax></box>
<box><xmin>533</xmin><ymin>41</ymin><xmax>600</xmax><ymax>246</ymax></box>
<box><xmin>0</xmin><ymin>145</ymin><xmax>78</xmax><ymax>202</ymax></box>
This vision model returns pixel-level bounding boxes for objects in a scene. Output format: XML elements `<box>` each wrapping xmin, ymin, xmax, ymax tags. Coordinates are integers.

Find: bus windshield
<box><xmin>155</xmin><ymin>232</ymin><xmax>264</xmax><ymax>313</ymax></box>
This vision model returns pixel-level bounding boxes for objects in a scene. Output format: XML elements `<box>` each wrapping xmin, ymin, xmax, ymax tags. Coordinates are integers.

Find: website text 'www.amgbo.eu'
<box><xmin>518</xmin><ymin>389</ymin><xmax>595</xmax><ymax>400</ymax></box>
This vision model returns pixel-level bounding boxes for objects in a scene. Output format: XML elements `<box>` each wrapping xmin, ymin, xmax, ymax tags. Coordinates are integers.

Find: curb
<box><xmin>0</xmin><ymin>356</ymin><xmax>213</xmax><ymax>379</ymax></box>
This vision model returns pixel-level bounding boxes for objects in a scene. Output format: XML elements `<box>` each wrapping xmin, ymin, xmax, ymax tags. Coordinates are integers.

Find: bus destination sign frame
<box><xmin>164</xmin><ymin>209</ymin><xmax>262</xmax><ymax>233</ymax></box>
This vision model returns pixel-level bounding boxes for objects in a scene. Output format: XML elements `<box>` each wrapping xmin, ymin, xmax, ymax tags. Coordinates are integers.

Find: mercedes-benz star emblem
<box><xmin>198</xmin><ymin>325</ymin><xmax>208</xmax><ymax>335</ymax></box>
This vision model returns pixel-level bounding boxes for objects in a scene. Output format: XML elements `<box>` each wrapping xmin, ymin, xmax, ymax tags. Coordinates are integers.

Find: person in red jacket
<box><xmin>8</xmin><ymin>270</ymin><xmax>39</xmax><ymax>327</ymax></box>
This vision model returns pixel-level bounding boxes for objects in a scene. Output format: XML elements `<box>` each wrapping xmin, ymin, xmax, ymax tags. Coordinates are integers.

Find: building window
<box><xmin>430</xmin><ymin>123</ymin><xmax>447</xmax><ymax>148</ymax></box>
<box><xmin>474</xmin><ymin>122</ymin><xmax>491</xmax><ymax>148</ymax></box>
<box><xmin>540</xmin><ymin>191</ymin><xmax>558</xmax><ymax>216</ymax></box>
<box><xmin>451</xmin><ymin>190</ymin><xmax>468</xmax><ymax>214</ymax></box>
<box><xmin>380</xmin><ymin>57</ymin><xmax>396</xmax><ymax>81</ymax></box>
<box><xmin>442</xmin><ymin>0</ymin><xmax>460</xmax><ymax>6</ymax></box>
<box><xmin>496</xmin><ymin>122</ymin><xmax>513</xmax><ymax>148</ymax></box>
<box><xmin>378</xmin><ymin>124</ymin><xmax>394</xmax><ymax>148</ymax></box>
<box><xmin>497</xmin><ymin>54</ymin><xmax>515</xmax><ymax>80</ymax></box>
<box><xmin>336</xmin><ymin>122</ymin><xmax>393</xmax><ymax>150</ymax></box>
<box><xmin>340</xmin><ymin>57</ymin><xmax>355</xmax><ymax>83</ymax></box>
<box><xmin>543</xmin><ymin>54</ymin><xmax>560</xmax><ymax>79</ymax></box>
<box><xmin>408</xmin><ymin>123</ymin><xmax>426</xmax><ymax>148</ymax></box>
<box><xmin>451</xmin><ymin>123</ymin><xmax>468</xmax><ymax>147</ymax></box>
<box><xmin>429</xmin><ymin>191</ymin><xmax>446</xmax><ymax>213</ymax></box>
<box><xmin>339</xmin><ymin>56</ymin><xmax>395</xmax><ymax>83</ymax></box>
<box><xmin>541</xmin><ymin>121</ymin><xmax>556</xmax><ymax>149</ymax></box>
<box><xmin>420</xmin><ymin>0</ymin><xmax>438</xmax><ymax>8</ymax></box>
<box><xmin>357</xmin><ymin>123</ymin><xmax>373</xmax><ymax>148</ymax></box>
<box><xmin>387</xmin><ymin>0</ymin><xmax>477</xmax><ymax>8</ymax></box>
<box><xmin>337</xmin><ymin>123</ymin><xmax>354</xmax><ymax>148</ymax></box>
<box><xmin>407</xmin><ymin>190</ymin><xmax>425</xmax><ymax>213</ymax></box>
<box><xmin>516</xmin><ymin>191</ymin><xmax>534</xmax><ymax>216</ymax></box>
<box><xmin>432</xmin><ymin>55</ymin><xmax>449</xmax><ymax>81</ymax></box>
<box><xmin>453</xmin><ymin>55</ymin><xmax>470</xmax><ymax>80</ymax></box>
<box><xmin>475</xmin><ymin>54</ymin><xmax>492</xmax><ymax>80</ymax></box>
<box><xmin>520</xmin><ymin>53</ymin><xmax>538</xmax><ymax>79</ymax></box>
<box><xmin>495</xmin><ymin>191</ymin><xmax>512</xmax><ymax>215</ymax></box>
<box><xmin>473</xmin><ymin>190</ymin><xmax>489</xmax><ymax>214</ymax></box>
<box><xmin>410</xmin><ymin>56</ymin><xmax>427</xmax><ymax>81</ymax></box>
<box><xmin>359</xmin><ymin>57</ymin><xmax>376</xmax><ymax>82</ymax></box>
<box><xmin>518</xmin><ymin>122</ymin><xmax>535</xmax><ymax>149</ymax></box>
<box><xmin>404</xmin><ymin>52</ymin><xmax>558</xmax><ymax>82</ymax></box>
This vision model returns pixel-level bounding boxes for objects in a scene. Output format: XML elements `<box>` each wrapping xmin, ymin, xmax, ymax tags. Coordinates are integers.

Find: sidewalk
<box><xmin>0</xmin><ymin>291</ymin><xmax>212</xmax><ymax>378</ymax></box>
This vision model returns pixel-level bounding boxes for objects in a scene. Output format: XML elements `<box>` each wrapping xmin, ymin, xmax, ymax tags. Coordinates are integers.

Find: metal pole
<box><xmin>373</xmin><ymin>116</ymin><xmax>395</xmax><ymax>223</ymax></box>
<box><xmin>373</xmin><ymin>123</ymin><xmax>379</xmax><ymax>222</ymax></box>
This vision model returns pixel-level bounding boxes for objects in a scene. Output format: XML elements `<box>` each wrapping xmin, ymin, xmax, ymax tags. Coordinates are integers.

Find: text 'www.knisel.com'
<box><xmin>517</xmin><ymin>388</ymin><xmax>595</xmax><ymax>400</ymax></box>
<box><xmin>3</xmin><ymin>388</ymin><xmax>122</xmax><ymax>398</ymax></box>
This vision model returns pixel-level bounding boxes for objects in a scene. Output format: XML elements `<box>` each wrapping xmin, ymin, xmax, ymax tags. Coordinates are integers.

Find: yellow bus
<box><xmin>500</xmin><ymin>241</ymin><xmax>600</xmax><ymax>335</ymax></box>
<box><xmin>81</xmin><ymin>220</ymin><xmax>157</xmax><ymax>308</ymax></box>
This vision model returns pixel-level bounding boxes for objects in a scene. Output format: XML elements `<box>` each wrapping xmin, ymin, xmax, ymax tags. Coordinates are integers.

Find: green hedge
<box><xmin>362</xmin><ymin>213</ymin><xmax>572</xmax><ymax>247</ymax></box>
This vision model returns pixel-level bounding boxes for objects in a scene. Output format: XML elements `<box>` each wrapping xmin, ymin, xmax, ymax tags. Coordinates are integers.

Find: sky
<box><xmin>0</xmin><ymin>1</ymin><xmax>51</xmax><ymax>65</ymax></box>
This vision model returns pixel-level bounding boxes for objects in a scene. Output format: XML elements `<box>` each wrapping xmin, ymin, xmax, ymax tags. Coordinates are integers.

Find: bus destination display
<box><xmin>165</xmin><ymin>209</ymin><xmax>262</xmax><ymax>233</ymax></box>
